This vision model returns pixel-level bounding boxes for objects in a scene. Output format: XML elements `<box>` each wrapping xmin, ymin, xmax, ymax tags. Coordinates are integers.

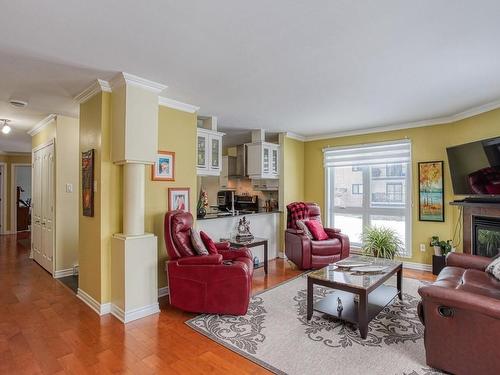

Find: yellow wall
<box><xmin>79</xmin><ymin>92</ymin><xmax>122</xmax><ymax>303</ymax></box>
<box><xmin>279</xmin><ymin>136</ymin><xmax>305</xmax><ymax>250</ymax></box>
<box><xmin>304</xmin><ymin>108</ymin><xmax>500</xmax><ymax>265</ymax></box>
<box><xmin>145</xmin><ymin>106</ymin><xmax>197</xmax><ymax>289</ymax></box>
<box><xmin>0</xmin><ymin>154</ymin><xmax>32</xmax><ymax>233</ymax></box>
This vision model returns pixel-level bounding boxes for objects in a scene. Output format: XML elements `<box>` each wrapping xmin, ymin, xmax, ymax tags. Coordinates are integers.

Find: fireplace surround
<box><xmin>451</xmin><ymin>201</ymin><xmax>500</xmax><ymax>257</ymax></box>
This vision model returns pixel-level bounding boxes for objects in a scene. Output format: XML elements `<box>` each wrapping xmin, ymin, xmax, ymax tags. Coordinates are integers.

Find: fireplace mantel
<box><xmin>450</xmin><ymin>200</ymin><xmax>500</xmax><ymax>255</ymax></box>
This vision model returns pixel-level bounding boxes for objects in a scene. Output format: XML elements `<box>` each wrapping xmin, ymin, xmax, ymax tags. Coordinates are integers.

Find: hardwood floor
<box><xmin>0</xmin><ymin>233</ymin><xmax>435</xmax><ymax>374</ymax></box>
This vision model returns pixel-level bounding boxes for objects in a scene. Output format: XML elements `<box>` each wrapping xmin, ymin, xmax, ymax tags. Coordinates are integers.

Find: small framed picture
<box><xmin>152</xmin><ymin>151</ymin><xmax>175</xmax><ymax>181</ymax></box>
<box><xmin>168</xmin><ymin>188</ymin><xmax>190</xmax><ymax>212</ymax></box>
<box><xmin>418</xmin><ymin>161</ymin><xmax>444</xmax><ymax>222</ymax></box>
<box><xmin>81</xmin><ymin>149</ymin><xmax>95</xmax><ymax>217</ymax></box>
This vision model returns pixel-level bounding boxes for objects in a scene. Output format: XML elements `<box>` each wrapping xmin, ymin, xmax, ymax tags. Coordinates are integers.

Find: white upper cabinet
<box><xmin>246</xmin><ymin>142</ymin><xmax>280</xmax><ymax>179</ymax></box>
<box><xmin>197</xmin><ymin>128</ymin><xmax>224</xmax><ymax>176</ymax></box>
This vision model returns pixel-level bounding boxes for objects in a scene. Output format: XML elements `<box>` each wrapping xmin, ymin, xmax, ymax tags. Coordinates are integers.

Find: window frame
<box><xmin>324</xmin><ymin>140</ymin><xmax>412</xmax><ymax>257</ymax></box>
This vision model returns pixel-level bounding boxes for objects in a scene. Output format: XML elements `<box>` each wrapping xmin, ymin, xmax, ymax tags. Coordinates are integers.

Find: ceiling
<box><xmin>1</xmin><ymin>0</ymin><xmax>500</xmax><ymax>151</ymax></box>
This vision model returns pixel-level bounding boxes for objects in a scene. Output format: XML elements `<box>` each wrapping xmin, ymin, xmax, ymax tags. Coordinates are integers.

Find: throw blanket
<box><xmin>287</xmin><ymin>202</ymin><xmax>309</xmax><ymax>229</ymax></box>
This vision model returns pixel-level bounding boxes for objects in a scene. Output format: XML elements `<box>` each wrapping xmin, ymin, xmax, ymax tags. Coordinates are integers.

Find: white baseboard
<box><xmin>54</xmin><ymin>268</ymin><xmax>74</xmax><ymax>278</ymax></box>
<box><xmin>158</xmin><ymin>286</ymin><xmax>169</xmax><ymax>298</ymax></box>
<box><xmin>403</xmin><ymin>261</ymin><xmax>432</xmax><ymax>272</ymax></box>
<box><xmin>111</xmin><ymin>303</ymin><xmax>160</xmax><ymax>323</ymax></box>
<box><xmin>76</xmin><ymin>288</ymin><xmax>111</xmax><ymax>316</ymax></box>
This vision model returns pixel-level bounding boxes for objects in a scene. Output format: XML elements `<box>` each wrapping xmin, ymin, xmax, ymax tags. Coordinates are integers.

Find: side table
<box><xmin>228</xmin><ymin>237</ymin><xmax>268</xmax><ymax>274</ymax></box>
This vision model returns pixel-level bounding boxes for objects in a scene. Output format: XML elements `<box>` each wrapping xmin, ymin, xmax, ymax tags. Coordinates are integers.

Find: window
<box><xmin>324</xmin><ymin>140</ymin><xmax>412</xmax><ymax>257</ymax></box>
<box><xmin>352</xmin><ymin>184</ymin><xmax>363</xmax><ymax>194</ymax></box>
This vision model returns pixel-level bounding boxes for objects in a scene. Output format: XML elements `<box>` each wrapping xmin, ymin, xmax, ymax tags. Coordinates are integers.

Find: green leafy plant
<box><xmin>430</xmin><ymin>236</ymin><xmax>440</xmax><ymax>247</ymax></box>
<box><xmin>439</xmin><ymin>240</ymin><xmax>453</xmax><ymax>256</ymax></box>
<box><xmin>362</xmin><ymin>226</ymin><xmax>403</xmax><ymax>259</ymax></box>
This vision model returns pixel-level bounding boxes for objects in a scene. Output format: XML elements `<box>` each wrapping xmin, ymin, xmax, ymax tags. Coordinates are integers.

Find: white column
<box><xmin>123</xmin><ymin>163</ymin><xmax>145</xmax><ymax>236</ymax></box>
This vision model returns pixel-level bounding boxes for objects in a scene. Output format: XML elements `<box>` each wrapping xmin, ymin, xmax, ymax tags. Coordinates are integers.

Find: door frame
<box><xmin>0</xmin><ymin>163</ymin><xmax>5</xmax><ymax>234</ymax></box>
<box><xmin>11</xmin><ymin>163</ymin><xmax>32</xmax><ymax>234</ymax></box>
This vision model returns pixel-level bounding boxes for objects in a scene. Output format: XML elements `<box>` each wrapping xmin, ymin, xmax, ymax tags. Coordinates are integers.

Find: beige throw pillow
<box><xmin>296</xmin><ymin>220</ymin><xmax>313</xmax><ymax>239</ymax></box>
<box><xmin>191</xmin><ymin>229</ymin><xmax>209</xmax><ymax>255</ymax></box>
<box><xmin>486</xmin><ymin>256</ymin><xmax>500</xmax><ymax>281</ymax></box>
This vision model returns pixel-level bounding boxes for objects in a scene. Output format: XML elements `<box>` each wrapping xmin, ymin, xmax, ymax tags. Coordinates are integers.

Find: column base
<box><xmin>111</xmin><ymin>233</ymin><xmax>159</xmax><ymax>323</ymax></box>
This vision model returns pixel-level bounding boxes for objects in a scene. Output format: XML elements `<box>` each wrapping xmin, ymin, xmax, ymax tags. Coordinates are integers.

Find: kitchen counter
<box><xmin>195</xmin><ymin>211</ymin><xmax>281</xmax><ymax>262</ymax></box>
<box><xmin>197</xmin><ymin>210</ymin><xmax>281</xmax><ymax>220</ymax></box>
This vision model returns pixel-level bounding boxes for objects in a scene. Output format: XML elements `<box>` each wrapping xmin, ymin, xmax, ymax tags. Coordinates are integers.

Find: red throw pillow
<box><xmin>200</xmin><ymin>231</ymin><xmax>218</xmax><ymax>254</ymax></box>
<box><xmin>305</xmin><ymin>220</ymin><xmax>329</xmax><ymax>241</ymax></box>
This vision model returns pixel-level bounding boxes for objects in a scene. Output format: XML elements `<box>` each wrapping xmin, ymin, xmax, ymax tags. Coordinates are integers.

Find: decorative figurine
<box><xmin>236</xmin><ymin>216</ymin><xmax>254</xmax><ymax>242</ymax></box>
<box><xmin>337</xmin><ymin>297</ymin><xmax>343</xmax><ymax>314</ymax></box>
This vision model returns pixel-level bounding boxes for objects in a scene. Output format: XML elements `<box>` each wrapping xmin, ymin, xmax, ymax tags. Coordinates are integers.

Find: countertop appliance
<box><xmin>217</xmin><ymin>190</ymin><xmax>235</xmax><ymax>211</ymax></box>
<box><xmin>234</xmin><ymin>194</ymin><xmax>259</xmax><ymax>213</ymax></box>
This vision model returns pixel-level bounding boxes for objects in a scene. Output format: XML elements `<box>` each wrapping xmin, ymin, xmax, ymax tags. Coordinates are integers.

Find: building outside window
<box><xmin>324</xmin><ymin>140</ymin><xmax>412</xmax><ymax>257</ymax></box>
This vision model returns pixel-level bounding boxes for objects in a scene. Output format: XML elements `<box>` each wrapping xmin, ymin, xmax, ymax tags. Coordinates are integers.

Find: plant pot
<box><xmin>197</xmin><ymin>207</ymin><xmax>206</xmax><ymax>219</ymax></box>
<box><xmin>433</xmin><ymin>246</ymin><xmax>442</xmax><ymax>256</ymax></box>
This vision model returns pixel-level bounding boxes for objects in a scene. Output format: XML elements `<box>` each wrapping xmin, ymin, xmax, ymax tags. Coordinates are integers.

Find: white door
<box><xmin>32</xmin><ymin>142</ymin><xmax>55</xmax><ymax>274</ymax></box>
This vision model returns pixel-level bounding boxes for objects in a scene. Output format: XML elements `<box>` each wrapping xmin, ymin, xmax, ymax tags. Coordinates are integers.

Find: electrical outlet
<box><xmin>420</xmin><ymin>243</ymin><xmax>426</xmax><ymax>252</ymax></box>
<box><xmin>66</xmin><ymin>183</ymin><xmax>73</xmax><ymax>193</ymax></box>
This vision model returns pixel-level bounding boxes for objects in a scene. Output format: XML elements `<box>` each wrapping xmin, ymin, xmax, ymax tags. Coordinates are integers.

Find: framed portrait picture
<box><xmin>82</xmin><ymin>149</ymin><xmax>95</xmax><ymax>217</ymax></box>
<box><xmin>152</xmin><ymin>151</ymin><xmax>175</xmax><ymax>181</ymax></box>
<box><xmin>418</xmin><ymin>161</ymin><xmax>444</xmax><ymax>222</ymax></box>
<box><xmin>168</xmin><ymin>188</ymin><xmax>190</xmax><ymax>212</ymax></box>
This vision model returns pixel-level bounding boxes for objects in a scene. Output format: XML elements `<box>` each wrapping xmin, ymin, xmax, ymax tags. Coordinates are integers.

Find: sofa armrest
<box><xmin>286</xmin><ymin>228</ymin><xmax>304</xmax><ymax>235</ymax></box>
<box><xmin>446</xmin><ymin>253</ymin><xmax>491</xmax><ymax>271</ymax></box>
<box><xmin>418</xmin><ymin>285</ymin><xmax>500</xmax><ymax>320</ymax></box>
<box><xmin>215</xmin><ymin>241</ymin><xmax>230</xmax><ymax>250</ymax></box>
<box><xmin>219</xmin><ymin>247</ymin><xmax>253</xmax><ymax>261</ymax></box>
<box><xmin>324</xmin><ymin>228</ymin><xmax>350</xmax><ymax>259</ymax></box>
<box><xmin>177</xmin><ymin>254</ymin><xmax>223</xmax><ymax>266</ymax></box>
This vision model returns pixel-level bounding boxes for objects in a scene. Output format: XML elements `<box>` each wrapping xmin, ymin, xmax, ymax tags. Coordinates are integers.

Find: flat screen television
<box><xmin>446</xmin><ymin>136</ymin><xmax>500</xmax><ymax>197</ymax></box>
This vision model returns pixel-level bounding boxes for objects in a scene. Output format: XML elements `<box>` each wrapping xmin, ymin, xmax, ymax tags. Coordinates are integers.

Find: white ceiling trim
<box><xmin>305</xmin><ymin>98</ymin><xmax>500</xmax><ymax>142</ymax></box>
<box><xmin>109</xmin><ymin>72</ymin><xmax>167</xmax><ymax>93</ymax></box>
<box><xmin>74</xmin><ymin>79</ymin><xmax>111</xmax><ymax>104</ymax></box>
<box><xmin>0</xmin><ymin>151</ymin><xmax>31</xmax><ymax>156</ymax></box>
<box><xmin>27</xmin><ymin>114</ymin><xmax>56</xmax><ymax>136</ymax></box>
<box><xmin>158</xmin><ymin>97</ymin><xmax>199</xmax><ymax>113</ymax></box>
<box><xmin>284</xmin><ymin>132</ymin><xmax>306</xmax><ymax>142</ymax></box>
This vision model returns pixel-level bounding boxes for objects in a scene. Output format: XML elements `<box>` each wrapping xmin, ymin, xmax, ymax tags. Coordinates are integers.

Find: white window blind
<box><xmin>324</xmin><ymin>140</ymin><xmax>412</xmax><ymax>257</ymax></box>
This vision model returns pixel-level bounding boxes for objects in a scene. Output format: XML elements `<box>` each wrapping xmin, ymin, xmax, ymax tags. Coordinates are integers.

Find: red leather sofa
<box><xmin>285</xmin><ymin>203</ymin><xmax>350</xmax><ymax>269</ymax></box>
<box><xmin>164</xmin><ymin>210</ymin><xmax>254</xmax><ymax>315</ymax></box>
<box><xmin>418</xmin><ymin>253</ymin><xmax>500</xmax><ymax>375</ymax></box>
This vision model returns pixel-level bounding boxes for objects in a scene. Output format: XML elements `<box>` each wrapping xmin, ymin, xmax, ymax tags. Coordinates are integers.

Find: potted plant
<box><xmin>361</xmin><ymin>226</ymin><xmax>403</xmax><ymax>259</ymax></box>
<box><xmin>430</xmin><ymin>236</ymin><xmax>441</xmax><ymax>256</ymax></box>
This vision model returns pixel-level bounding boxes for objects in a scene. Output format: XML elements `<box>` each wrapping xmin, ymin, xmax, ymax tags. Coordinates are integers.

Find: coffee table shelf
<box><xmin>313</xmin><ymin>285</ymin><xmax>399</xmax><ymax>325</ymax></box>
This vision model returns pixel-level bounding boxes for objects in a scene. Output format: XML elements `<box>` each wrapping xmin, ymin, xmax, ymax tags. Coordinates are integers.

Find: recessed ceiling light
<box><xmin>9</xmin><ymin>99</ymin><xmax>28</xmax><ymax>108</ymax></box>
<box><xmin>0</xmin><ymin>119</ymin><xmax>11</xmax><ymax>135</ymax></box>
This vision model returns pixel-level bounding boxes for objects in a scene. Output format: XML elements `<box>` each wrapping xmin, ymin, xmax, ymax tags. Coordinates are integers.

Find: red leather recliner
<box><xmin>285</xmin><ymin>203</ymin><xmax>350</xmax><ymax>270</ymax></box>
<box><xmin>164</xmin><ymin>210</ymin><xmax>254</xmax><ymax>315</ymax></box>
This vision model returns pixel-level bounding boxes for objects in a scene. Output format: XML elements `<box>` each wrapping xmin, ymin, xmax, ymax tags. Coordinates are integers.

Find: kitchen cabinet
<box><xmin>197</xmin><ymin>128</ymin><xmax>223</xmax><ymax>176</ymax></box>
<box><xmin>246</xmin><ymin>142</ymin><xmax>280</xmax><ymax>179</ymax></box>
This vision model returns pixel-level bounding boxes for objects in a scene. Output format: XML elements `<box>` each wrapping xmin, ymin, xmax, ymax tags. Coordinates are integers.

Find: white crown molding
<box><xmin>158</xmin><ymin>96</ymin><xmax>200</xmax><ymax>113</ymax></box>
<box><xmin>74</xmin><ymin>79</ymin><xmax>112</xmax><ymax>104</ymax></box>
<box><xmin>27</xmin><ymin>114</ymin><xmax>56</xmax><ymax>136</ymax></box>
<box><xmin>304</xmin><ymin>98</ymin><xmax>500</xmax><ymax>142</ymax></box>
<box><xmin>0</xmin><ymin>151</ymin><xmax>31</xmax><ymax>156</ymax></box>
<box><xmin>284</xmin><ymin>132</ymin><xmax>306</xmax><ymax>142</ymax></box>
<box><xmin>110</xmin><ymin>72</ymin><xmax>167</xmax><ymax>93</ymax></box>
<box><xmin>76</xmin><ymin>288</ymin><xmax>111</xmax><ymax>315</ymax></box>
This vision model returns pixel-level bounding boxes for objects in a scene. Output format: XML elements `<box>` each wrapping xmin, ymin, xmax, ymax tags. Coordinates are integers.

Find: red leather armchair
<box><xmin>418</xmin><ymin>253</ymin><xmax>500</xmax><ymax>375</ymax></box>
<box><xmin>285</xmin><ymin>203</ymin><xmax>349</xmax><ymax>270</ymax></box>
<box><xmin>164</xmin><ymin>210</ymin><xmax>254</xmax><ymax>315</ymax></box>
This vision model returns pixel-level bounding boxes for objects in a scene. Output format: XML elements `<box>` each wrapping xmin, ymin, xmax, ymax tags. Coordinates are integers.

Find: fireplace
<box><xmin>450</xmin><ymin>201</ymin><xmax>500</xmax><ymax>256</ymax></box>
<box><xmin>472</xmin><ymin>216</ymin><xmax>500</xmax><ymax>258</ymax></box>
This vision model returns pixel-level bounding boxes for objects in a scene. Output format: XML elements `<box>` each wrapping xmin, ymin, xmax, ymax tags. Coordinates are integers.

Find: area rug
<box><xmin>186</xmin><ymin>274</ymin><xmax>442</xmax><ymax>375</ymax></box>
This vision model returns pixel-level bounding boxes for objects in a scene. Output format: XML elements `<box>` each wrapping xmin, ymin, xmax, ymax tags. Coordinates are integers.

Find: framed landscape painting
<box><xmin>418</xmin><ymin>161</ymin><xmax>444</xmax><ymax>222</ymax></box>
<box><xmin>152</xmin><ymin>151</ymin><xmax>175</xmax><ymax>181</ymax></box>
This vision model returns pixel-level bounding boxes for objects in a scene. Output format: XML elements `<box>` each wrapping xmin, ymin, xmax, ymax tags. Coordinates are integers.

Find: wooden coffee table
<box><xmin>306</xmin><ymin>255</ymin><xmax>403</xmax><ymax>339</ymax></box>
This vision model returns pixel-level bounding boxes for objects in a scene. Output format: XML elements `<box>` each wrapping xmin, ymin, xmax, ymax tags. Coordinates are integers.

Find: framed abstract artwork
<box><xmin>418</xmin><ymin>161</ymin><xmax>444</xmax><ymax>222</ymax></box>
<box><xmin>152</xmin><ymin>151</ymin><xmax>175</xmax><ymax>181</ymax></box>
<box><xmin>82</xmin><ymin>149</ymin><xmax>95</xmax><ymax>217</ymax></box>
<box><xmin>168</xmin><ymin>188</ymin><xmax>190</xmax><ymax>212</ymax></box>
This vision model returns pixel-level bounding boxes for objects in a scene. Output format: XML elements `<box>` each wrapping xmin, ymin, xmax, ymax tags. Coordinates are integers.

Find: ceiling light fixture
<box><xmin>0</xmin><ymin>119</ymin><xmax>11</xmax><ymax>135</ymax></box>
<box><xmin>9</xmin><ymin>99</ymin><xmax>28</xmax><ymax>108</ymax></box>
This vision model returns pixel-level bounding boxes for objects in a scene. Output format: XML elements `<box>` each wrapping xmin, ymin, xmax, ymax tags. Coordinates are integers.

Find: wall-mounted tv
<box><xmin>446</xmin><ymin>136</ymin><xmax>500</xmax><ymax>196</ymax></box>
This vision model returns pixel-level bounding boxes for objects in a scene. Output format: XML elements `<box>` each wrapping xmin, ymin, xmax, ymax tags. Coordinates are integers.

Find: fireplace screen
<box><xmin>473</xmin><ymin>216</ymin><xmax>500</xmax><ymax>258</ymax></box>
